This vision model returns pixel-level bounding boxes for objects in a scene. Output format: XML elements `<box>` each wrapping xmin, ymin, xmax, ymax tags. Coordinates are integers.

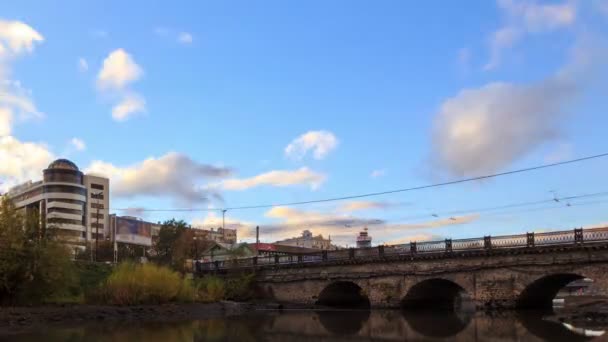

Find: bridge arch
<box><xmin>517</xmin><ymin>273</ymin><xmax>586</xmax><ymax>309</ymax></box>
<box><xmin>401</xmin><ymin>278</ymin><xmax>470</xmax><ymax>311</ymax></box>
<box><xmin>316</xmin><ymin>281</ymin><xmax>370</xmax><ymax>308</ymax></box>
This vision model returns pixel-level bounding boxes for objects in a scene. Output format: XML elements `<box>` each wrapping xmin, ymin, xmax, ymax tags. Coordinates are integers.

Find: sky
<box><xmin>1</xmin><ymin>0</ymin><xmax>608</xmax><ymax>246</ymax></box>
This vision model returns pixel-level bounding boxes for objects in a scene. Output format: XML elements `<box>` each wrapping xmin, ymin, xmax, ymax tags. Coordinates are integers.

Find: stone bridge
<box><xmin>200</xmin><ymin>227</ymin><xmax>608</xmax><ymax>309</ymax></box>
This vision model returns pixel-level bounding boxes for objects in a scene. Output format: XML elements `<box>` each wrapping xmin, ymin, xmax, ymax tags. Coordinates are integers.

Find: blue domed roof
<box><xmin>47</xmin><ymin>159</ymin><xmax>79</xmax><ymax>171</ymax></box>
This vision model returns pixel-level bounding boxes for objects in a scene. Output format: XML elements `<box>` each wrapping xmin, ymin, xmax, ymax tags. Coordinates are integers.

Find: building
<box><xmin>191</xmin><ymin>227</ymin><xmax>237</xmax><ymax>244</ymax></box>
<box><xmin>6</xmin><ymin>159</ymin><xmax>110</xmax><ymax>251</ymax></box>
<box><xmin>274</xmin><ymin>230</ymin><xmax>333</xmax><ymax>250</ymax></box>
<box><xmin>356</xmin><ymin>227</ymin><xmax>372</xmax><ymax>248</ymax></box>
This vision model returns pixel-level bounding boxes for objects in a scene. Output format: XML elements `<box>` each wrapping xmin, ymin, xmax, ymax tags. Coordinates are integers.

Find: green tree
<box><xmin>0</xmin><ymin>196</ymin><xmax>77</xmax><ymax>304</ymax></box>
<box><xmin>152</xmin><ymin>219</ymin><xmax>190</xmax><ymax>269</ymax></box>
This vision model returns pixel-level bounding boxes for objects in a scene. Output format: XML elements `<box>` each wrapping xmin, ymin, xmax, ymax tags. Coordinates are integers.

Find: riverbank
<box><xmin>0</xmin><ymin>301</ymin><xmax>260</xmax><ymax>336</ymax></box>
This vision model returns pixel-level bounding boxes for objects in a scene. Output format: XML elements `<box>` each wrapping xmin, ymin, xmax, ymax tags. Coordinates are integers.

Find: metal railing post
<box><xmin>349</xmin><ymin>248</ymin><xmax>355</xmax><ymax>260</ymax></box>
<box><xmin>410</xmin><ymin>242</ymin><xmax>417</xmax><ymax>255</ymax></box>
<box><xmin>378</xmin><ymin>245</ymin><xmax>385</xmax><ymax>258</ymax></box>
<box><xmin>445</xmin><ymin>239</ymin><xmax>452</xmax><ymax>253</ymax></box>
<box><xmin>575</xmin><ymin>228</ymin><xmax>583</xmax><ymax>244</ymax></box>
<box><xmin>526</xmin><ymin>232</ymin><xmax>535</xmax><ymax>248</ymax></box>
<box><xmin>274</xmin><ymin>255</ymin><xmax>280</xmax><ymax>264</ymax></box>
<box><xmin>484</xmin><ymin>236</ymin><xmax>492</xmax><ymax>250</ymax></box>
<box><xmin>322</xmin><ymin>250</ymin><xmax>328</xmax><ymax>262</ymax></box>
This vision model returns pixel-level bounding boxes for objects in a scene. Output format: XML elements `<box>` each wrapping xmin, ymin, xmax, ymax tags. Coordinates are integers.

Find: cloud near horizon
<box><xmin>85</xmin><ymin>152</ymin><xmax>232</xmax><ymax>203</ymax></box>
<box><xmin>258</xmin><ymin>206</ymin><xmax>479</xmax><ymax>245</ymax></box>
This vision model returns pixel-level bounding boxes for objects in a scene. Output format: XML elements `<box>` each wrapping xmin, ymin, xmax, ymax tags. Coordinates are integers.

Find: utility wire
<box><xmin>224</xmin><ymin>152</ymin><xmax>608</xmax><ymax>210</ymax></box>
<box><xmin>111</xmin><ymin>152</ymin><xmax>608</xmax><ymax>212</ymax></box>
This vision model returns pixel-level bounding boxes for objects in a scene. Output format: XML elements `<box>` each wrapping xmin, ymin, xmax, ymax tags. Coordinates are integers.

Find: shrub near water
<box><xmin>96</xmin><ymin>263</ymin><xmax>194</xmax><ymax>305</ymax></box>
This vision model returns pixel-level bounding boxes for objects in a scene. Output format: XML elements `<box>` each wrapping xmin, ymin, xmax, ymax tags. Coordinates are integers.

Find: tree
<box><xmin>152</xmin><ymin>219</ymin><xmax>189</xmax><ymax>268</ymax></box>
<box><xmin>0</xmin><ymin>196</ymin><xmax>77</xmax><ymax>304</ymax></box>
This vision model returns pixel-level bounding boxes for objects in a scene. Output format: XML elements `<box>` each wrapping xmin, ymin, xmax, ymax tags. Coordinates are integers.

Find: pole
<box><xmin>256</xmin><ymin>226</ymin><xmax>259</xmax><ymax>257</ymax></box>
<box><xmin>94</xmin><ymin>192</ymin><xmax>101</xmax><ymax>262</ymax></box>
<box><xmin>222</xmin><ymin>209</ymin><xmax>227</xmax><ymax>230</ymax></box>
<box><xmin>113</xmin><ymin>215</ymin><xmax>118</xmax><ymax>264</ymax></box>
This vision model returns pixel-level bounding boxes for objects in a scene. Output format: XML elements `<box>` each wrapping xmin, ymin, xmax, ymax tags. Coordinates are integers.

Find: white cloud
<box><xmin>370</xmin><ymin>169</ymin><xmax>386</xmax><ymax>179</ymax></box>
<box><xmin>97</xmin><ymin>49</ymin><xmax>146</xmax><ymax>121</ymax></box>
<box><xmin>221</xmin><ymin>167</ymin><xmax>326</xmax><ymax>191</ymax></box>
<box><xmin>192</xmin><ymin>211</ymin><xmax>255</xmax><ymax>233</ymax></box>
<box><xmin>485</xmin><ymin>27</ymin><xmax>522</xmax><ymax>70</ymax></box>
<box><xmin>285</xmin><ymin>130</ymin><xmax>338</xmax><ymax>160</ymax></box>
<box><xmin>177</xmin><ymin>32</ymin><xmax>193</xmax><ymax>44</ymax></box>
<box><xmin>155</xmin><ymin>27</ymin><xmax>194</xmax><ymax>45</ymax></box>
<box><xmin>97</xmin><ymin>49</ymin><xmax>143</xmax><ymax>90</ymax></box>
<box><xmin>78</xmin><ymin>57</ymin><xmax>88</xmax><ymax>72</ymax></box>
<box><xmin>0</xmin><ymin>21</ymin><xmax>43</xmax><ymax>134</ymax></box>
<box><xmin>0</xmin><ymin>136</ymin><xmax>54</xmax><ymax>192</ymax></box>
<box><xmin>485</xmin><ymin>0</ymin><xmax>576</xmax><ymax>70</ymax></box>
<box><xmin>0</xmin><ymin>20</ymin><xmax>44</xmax><ymax>56</ymax></box>
<box><xmin>338</xmin><ymin>201</ymin><xmax>395</xmax><ymax>212</ymax></box>
<box><xmin>0</xmin><ymin>108</ymin><xmax>11</xmax><ymax>136</ymax></box>
<box><xmin>431</xmin><ymin>78</ymin><xmax>576</xmax><ymax>177</ymax></box>
<box><xmin>111</xmin><ymin>93</ymin><xmax>146</xmax><ymax>121</ymax></box>
<box><xmin>70</xmin><ymin>137</ymin><xmax>86</xmax><ymax>151</ymax></box>
<box><xmin>0</xmin><ymin>21</ymin><xmax>52</xmax><ymax>193</ymax></box>
<box><xmin>85</xmin><ymin>152</ymin><xmax>232</xmax><ymax>203</ymax></box>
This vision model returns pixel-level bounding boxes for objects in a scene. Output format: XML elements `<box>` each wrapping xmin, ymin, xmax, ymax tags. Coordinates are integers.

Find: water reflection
<box><xmin>316</xmin><ymin>310</ymin><xmax>370</xmax><ymax>335</ymax></box>
<box><xmin>401</xmin><ymin>310</ymin><xmax>473</xmax><ymax>338</ymax></box>
<box><xmin>5</xmin><ymin>309</ymin><xmax>608</xmax><ymax>341</ymax></box>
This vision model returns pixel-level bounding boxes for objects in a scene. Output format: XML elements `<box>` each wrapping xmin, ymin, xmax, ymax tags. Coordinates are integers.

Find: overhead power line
<box><xmin>224</xmin><ymin>152</ymin><xmax>608</xmax><ymax>211</ymax></box>
<box><xmin>111</xmin><ymin>151</ymin><xmax>608</xmax><ymax>212</ymax></box>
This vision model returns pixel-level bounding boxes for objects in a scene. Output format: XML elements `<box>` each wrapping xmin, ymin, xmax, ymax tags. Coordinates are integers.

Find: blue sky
<box><xmin>1</xmin><ymin>0</ymin><xmax>608</xmax><ymax>246</ymax></box>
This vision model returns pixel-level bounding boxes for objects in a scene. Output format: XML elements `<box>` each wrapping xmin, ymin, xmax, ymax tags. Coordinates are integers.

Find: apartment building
<box><xmin>6</xmin><ymin>159</ymin><xmax>110</xmax><ymax>251</ymax></box>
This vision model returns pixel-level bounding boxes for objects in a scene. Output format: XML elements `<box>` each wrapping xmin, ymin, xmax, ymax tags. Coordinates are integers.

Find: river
<box><xmin>4</xmin><ymin>309</ymin><xmax>608</xmax><ymax>341</ymax></box>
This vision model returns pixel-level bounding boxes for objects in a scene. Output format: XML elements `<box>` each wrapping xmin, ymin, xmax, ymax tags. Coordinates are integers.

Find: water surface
<box><xmin>4</xmin><ymin>310</ymin><xmax>608</xmax><ymax>341</ymax></box>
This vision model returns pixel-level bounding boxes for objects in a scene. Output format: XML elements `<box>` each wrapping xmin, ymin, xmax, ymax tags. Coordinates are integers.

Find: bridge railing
<box><xmin>489</xmin><ymin>234</ymin><xmax>528</xmax><ymax>249</ymax></box>
<box><xmin>194</xmin><ymin>226</ymin><xmax>608</xmax><ymax>273</ymax></box>
<box><xmin>451</xmin><ymin>237</ymin><xmax>485</xmax><ymax>251</ymax></box>
<box><xmin>583</xmin><ymin>227</ymin><xmax>608</xmax><ymax>243</ymax></box>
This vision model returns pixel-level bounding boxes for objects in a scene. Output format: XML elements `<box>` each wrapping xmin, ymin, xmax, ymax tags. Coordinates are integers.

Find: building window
<box><xmin>48</xmin><ymin>217</ymin><xmax>83</xmax><ymax>226</ymax></box>
<box><xmin>43</xmin><ymin>169</ymin><xmax>83</xmax><ymax>184</ymax></box>
<box><xmin>91</xmin><ymin>203</ymin><xmax>105</xmax><ymax>209</ymax></box>
<box><xmin>44</xmin><ymin>185</ymin><xmax>87</xmax><ymax>196</ymax></box>
<box><xmin>91</xmin><ymin>213</ymin><xmax>104</xmax><ymax>219</ymax></box>
<box><xmin>91</xmin><ymin>193</ymin><xmax>104</xmax><ymax>200</ymax></box>
<box><xmin>48</xmin><ymin>207</ymin><xmax>82</xmax><ymax>215</ymax></box>
<box><xmin>48</xmin><ymin>199</ymin><xmax>85</xmax><ymax>205</ymax></box>
<box><xmin>91</xmin><ymin>184</ymin><xmax>104</xmax><ymax>190</ymax></box>
<box><xmin>91</xmin><ymin>223</ymin><xmax>104</xmax><ymax>229</ymax></box>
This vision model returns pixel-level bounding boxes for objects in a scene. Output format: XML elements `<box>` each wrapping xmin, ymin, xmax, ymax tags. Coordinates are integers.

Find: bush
<box><xmin>91</xmin><ymin>262</ymin><xmax>195</xmax><ymax>305</ymax></box>
<box><xmin>225</xmin><ymin>274</ymin><xmax>256</xmax><ymax>301</ymax></box>
<box><xmin>195</xmin><ymin>276</ymin><xmax>226</xmax><ymax>303</ymax></box>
